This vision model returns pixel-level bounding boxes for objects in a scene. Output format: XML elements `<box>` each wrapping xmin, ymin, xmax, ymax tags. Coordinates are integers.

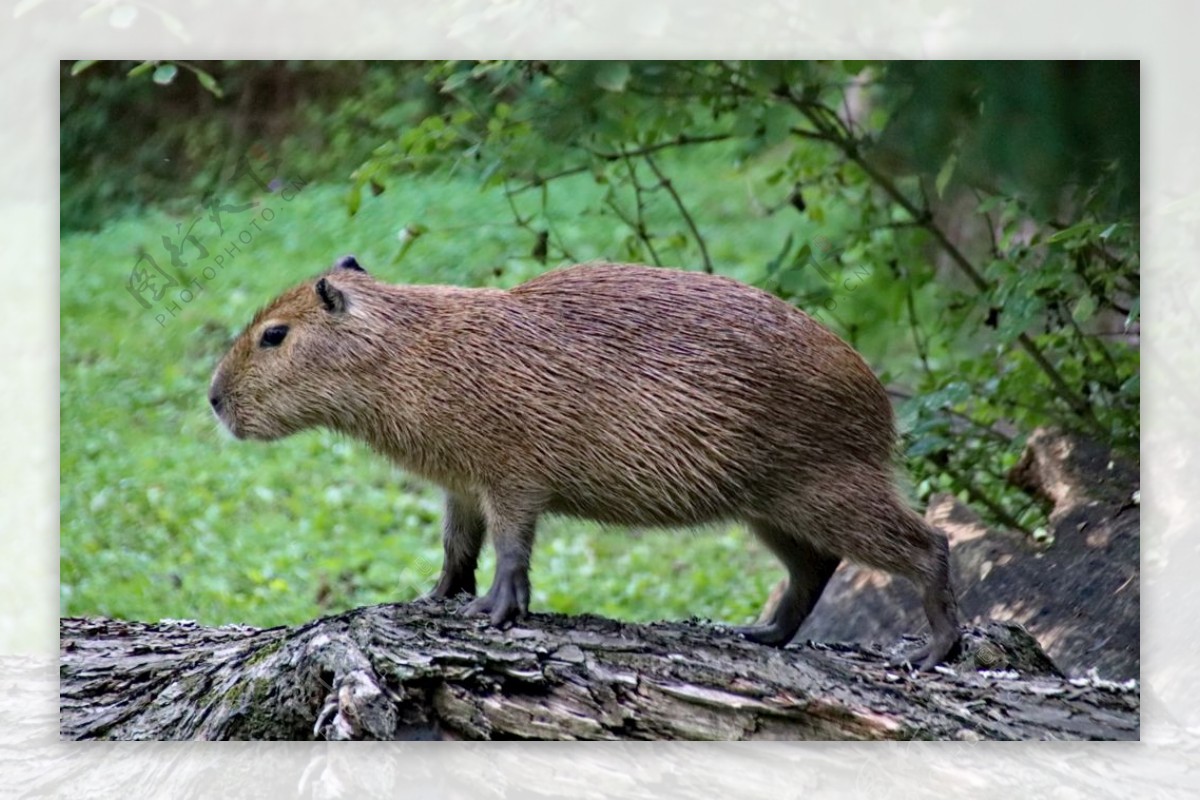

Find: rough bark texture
<box><xmin>60</xmin><ymin>603</ymin><xmax>1137</xmax><ymax>741</ymax></box>
<box><xmin>772</xmin><ymin>428</ymin><xmax>1140</xmax><ymax>680</ymax></box>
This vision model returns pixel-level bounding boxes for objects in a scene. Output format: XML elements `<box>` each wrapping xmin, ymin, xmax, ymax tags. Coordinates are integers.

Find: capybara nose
<box><xmin>209</xmin><ymin>391</ymin><xmax>223</xmax><ymax>413</ymax></box>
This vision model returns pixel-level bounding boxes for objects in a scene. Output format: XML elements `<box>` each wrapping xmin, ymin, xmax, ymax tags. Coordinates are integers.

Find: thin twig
<box><xmin>503</xmin><ymin>180</ymin><xmax>573</xmax><ymax>264</ymax></box>
<box><xmin>1062</xmin><ymin>300</ymin><xmax>1124</xmax><ymax>390</ymax></box>
<box><xmin>598</xmin><ymin>152</ymin><xmax>662</xmax><ymax>265</ymax></box>
<box><xmin>789</xmin><ymin>126</ymin><xmax>839</xmax><ymax>144</ymax></box>
<box><xmin>539</xmin><ymin>181</ymin><xmax>576</xmax><ymax>263</ymax></box>
<box><xmin>630</xmin><ymin>167</ymin><xmax>662</xmax><ymax>267</ymax></box>
<box><xmin>512</xmin><ymin>133</ymin><xmax>732</xmax><ymax>193</ymax></box>
<box><xmin>643</xmin><ymin>152</ymin><xmax>713</xmax><ymax>274</ymax></box>
<box><xmin>502</xmin><ymin>184</ymin><xmax>529</xmax><ymax>224</ymax></box>
<box><xmin>886</xmin><ymin>387</ymin><xmax>1018</xmax><ymax>444</ymax></box>
<box><xmin>973</xmin><ymin>187</ymin><xmax>1002</xmax><ymax>261</ymax></box>
<box><xmin>904</xmin><ymin>279</ymin><xmax>933</xmax><ymax>377</ymax></box>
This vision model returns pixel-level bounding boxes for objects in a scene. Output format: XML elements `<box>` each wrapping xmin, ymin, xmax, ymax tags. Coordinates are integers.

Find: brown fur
<box><xmin>210</xmin><ymin>258</ymin><xmax>960</xmax><ymax>668</ymax></box>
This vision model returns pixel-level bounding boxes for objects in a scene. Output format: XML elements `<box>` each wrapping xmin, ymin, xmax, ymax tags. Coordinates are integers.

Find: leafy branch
<box><xmin>785</xmin><ymin>93</ymin><xmax>1108</xmax><ymax>440</ymax></box>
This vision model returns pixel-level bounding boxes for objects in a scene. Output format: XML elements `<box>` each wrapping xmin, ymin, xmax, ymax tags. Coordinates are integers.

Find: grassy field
<box><xmin>60</xmin><ymin>147</ymin><xmax>911</xmax><ymax>629</ymax></box>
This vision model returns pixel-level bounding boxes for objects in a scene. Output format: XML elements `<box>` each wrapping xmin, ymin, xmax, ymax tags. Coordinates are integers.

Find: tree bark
<box><xmin>60</xmin><ymin>604</ymin><xmax>1138</xmax><ymax>741</ymax></box>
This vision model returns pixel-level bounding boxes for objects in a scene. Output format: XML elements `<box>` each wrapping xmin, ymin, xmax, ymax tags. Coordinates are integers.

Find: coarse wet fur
<box><xmin>209</xmin><ymin>257</ymin><xmax>961</xmax><ymax>669</ymax></box>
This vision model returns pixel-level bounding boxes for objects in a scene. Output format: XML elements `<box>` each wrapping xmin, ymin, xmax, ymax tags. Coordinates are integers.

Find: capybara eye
<box><xmin>259</xmin><ymin>325</ymin><xmax>289</xmax><ymax>348</ymax></box>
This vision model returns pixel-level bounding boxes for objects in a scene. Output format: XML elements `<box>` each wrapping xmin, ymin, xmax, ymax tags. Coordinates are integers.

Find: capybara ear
<box><xmin>315</xmin><ymin>277</ymin><xmax>348</xmax><ymax>313</ymax></box>
<box><xmin>334</xmin><ymin>254</ymin><xmax>366</xmax><ymax>273</ymax></box>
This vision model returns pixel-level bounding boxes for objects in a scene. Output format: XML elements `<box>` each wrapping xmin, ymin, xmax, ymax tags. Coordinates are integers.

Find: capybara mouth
<box><xmin>209</xmin><ymin>394</ymin><xmax>246</xmax><ymax>440</ymax></box>
<box><xmin>215</xmin><ymin>410</ymin><xmax>244</xmax><ymax>440</ymax></box>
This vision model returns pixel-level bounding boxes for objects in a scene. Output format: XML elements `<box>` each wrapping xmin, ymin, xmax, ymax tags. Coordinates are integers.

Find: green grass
<box><xmin>60</xmin><ymin>153</ymin><xmax>843</xmax><ymax>629</ymax></box>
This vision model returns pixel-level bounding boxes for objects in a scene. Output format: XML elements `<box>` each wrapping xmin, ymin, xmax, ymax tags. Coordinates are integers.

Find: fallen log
<box><xmin>60</xmin><ymin>602</ymin><xmax>1138</xmax><ymax>741</ymax></box>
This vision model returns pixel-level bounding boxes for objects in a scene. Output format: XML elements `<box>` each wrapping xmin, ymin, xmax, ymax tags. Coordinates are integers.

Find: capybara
<box><xmin>209</xmin><ymin>257</ymin><xmax>960</xmax><ymax>668</ymax></box>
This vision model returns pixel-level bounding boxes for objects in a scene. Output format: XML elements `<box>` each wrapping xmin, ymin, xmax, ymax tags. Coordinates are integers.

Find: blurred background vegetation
<box><xmin>60</xmin><ymin>60</ymin><xmax>1139</xmax><ymax>627</ymax></box>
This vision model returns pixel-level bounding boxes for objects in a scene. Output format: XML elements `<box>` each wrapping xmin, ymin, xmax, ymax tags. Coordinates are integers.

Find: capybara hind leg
<box><xmin>735</xmin><ymin>524</ymin><xmax>841</xmax><ymax>646</ymax></box>
<box><xmin>424</xmin><ymin>492</ymin><xmax>485</xmax><ymax>600</ymax></box>
<box><xmin>464</xmin><ymin>495</ymin><xmax>537</xmax><ymax>627</ymax></box>
<box><xmin>839</xmin><ymin>498</ymin><xmax>960</xmax><ymax>671</ymax></box>
<box><xmin>773</xmin><ymin>475</ymin><xmax>961</xmax><ymax>669</ymax></box>
<box><xmin>888</xmin><ymin>529</ymin><xmax>960</xmax><ymax>670</ymax></box>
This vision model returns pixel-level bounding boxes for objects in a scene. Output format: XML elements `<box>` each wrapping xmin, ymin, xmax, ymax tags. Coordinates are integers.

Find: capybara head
<box><xmin>208</xmin><ymin>255</ymin><xmax>378</xmax><ymax>440</ymax></box>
